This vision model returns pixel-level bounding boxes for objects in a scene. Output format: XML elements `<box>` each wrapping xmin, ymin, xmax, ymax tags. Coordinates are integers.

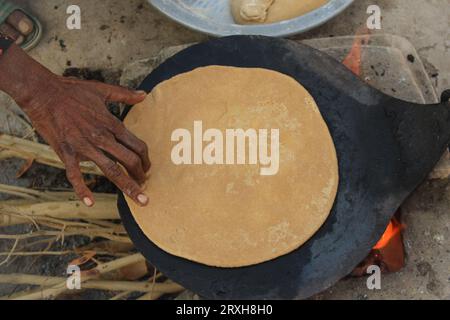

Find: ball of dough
<box><xmin>231</xmin><ymin>0</ymin><xmax>329</xmax><ymax>25</ymax></box>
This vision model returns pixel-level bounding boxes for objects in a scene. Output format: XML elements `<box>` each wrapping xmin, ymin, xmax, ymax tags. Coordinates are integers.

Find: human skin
<box><xmin>0</xmin><ymin>10</ymin><xmax>33</xmax><ymax>45</ymax></box>
<box><xmin>0</xmin><ymin>44</ymin><xmax>150</xmax><ymax>207</ymax></box>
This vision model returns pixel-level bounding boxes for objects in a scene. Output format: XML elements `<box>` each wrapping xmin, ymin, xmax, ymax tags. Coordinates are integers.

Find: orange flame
<box><xmin>342</xmin><ymin>29</ymin><xmax>407</xmax><ymax>274</ymax></box>
<box><xmin>342</xmin><ymin>27</ymin><xmax>371</xmax><ymax>76</ymax></box>
<box><xmin>373</xmin><ymin>217</ymin><xmax>404</xmax><ymax>250</ymax></box>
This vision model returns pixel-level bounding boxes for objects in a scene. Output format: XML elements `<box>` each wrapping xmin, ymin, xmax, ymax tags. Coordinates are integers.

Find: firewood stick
<box><xmin>137</xmin><ymin>283</ymin><xmax>184</xmax><ymax>300</ymax></box>
<box><xmin>0</xmin><ymin>251</ymin><xmax>126</xmax><ymax>257</ymax></box>
<box><xmin>0</xmin><ymin>134</ymin><xmax>102</xmax><ymax>175</ymax></box>
<box><xmin>82</xmin><ymin>280</ymin><xmax>183</xmax><ymax>293</ymax></box>
<box><xmin>110</xmin><ymin>272</ymin><xmax>165</xmax><ymax>300</ymax></box>
<box><xmin>0</xmin><ymin>228</ymin><xmax>131</xmax><ymax>243</ymax></box>
<box><xmin>0</xmin><ymin>195</ymin><xmax>119</xmax><ymax>227</ymax></box>
<box><xmin>5</xmin><ymin>253</ymin><xmax>145</xmax><ymax>300</ymax></box>
<box><xmin>0</xmin><ymin>199</ymin><xmax>119</xmax><ymax>226</ymax></box>
<box><xmin>79</xmin><ymin>240</ymin><xmax>134</xmax><ymax>254</ymax></box>
<box><xmin>0</xmin><ymin>184</ymin><xmax>86</xmax><ymax>201</ymax></box>
<box><xmin>110</xmin><ymin>291</ymin><xmax>133</xmax><ymax>300</ymax></box>
<box><xmin>138</xmin><ymin>283</ymin><xmax>185</xmax><ymax>300</ymax></box>
<box><xmin>0</xmin><ymin>274</ymin><xmax>182</xmax><ymax>293</ymax></box>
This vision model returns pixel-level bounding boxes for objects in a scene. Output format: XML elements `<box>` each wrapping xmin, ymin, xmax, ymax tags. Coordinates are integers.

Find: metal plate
<box><xmin>118</xmin><ymin>36</ymin><xmax>450</xmax><ymax>300</ymax></box>
<box><xmin>149</xmin><ymin>0</ymin><xmax>354</xmax><ymax>37</ymax></box>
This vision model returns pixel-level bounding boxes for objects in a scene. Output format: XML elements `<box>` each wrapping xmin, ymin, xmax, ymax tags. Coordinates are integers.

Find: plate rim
<box><xmin>148</xmin><ymin>0</ymin><xmax>354</xmax><ymax>37</ymax></box>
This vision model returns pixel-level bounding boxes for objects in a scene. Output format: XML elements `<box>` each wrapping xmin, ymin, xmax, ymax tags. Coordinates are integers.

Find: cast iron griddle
<box><xmin>118</xmin><ymin>36</ymin><xmax>450</xmax><ymax>300</ymax></box>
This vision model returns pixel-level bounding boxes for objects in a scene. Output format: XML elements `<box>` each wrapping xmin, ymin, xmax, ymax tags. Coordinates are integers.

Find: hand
<box><xmin>24</xmin><ymin>76</ymin><xmax>151</xmax><ymax>207</ymax></box>
<box><xmin>0</xmin><ymin>45</ymin><xmax>150</xmax><ymax>207</ymax></box>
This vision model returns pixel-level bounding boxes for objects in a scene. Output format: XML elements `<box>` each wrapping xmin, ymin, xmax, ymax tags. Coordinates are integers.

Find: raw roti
<box><xmin>231</xmin><ymin>0</ymin><xmax>328</xmax><ymax>24</ymax></box>
<box><xmin>124</xmin><ymin>66</ymin><xmax>339</xmax><ymax>268</ymax></box>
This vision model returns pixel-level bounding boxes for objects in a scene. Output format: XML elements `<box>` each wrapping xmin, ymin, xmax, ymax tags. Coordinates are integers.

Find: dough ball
<box><xmin>231</xmin><ymin>0</ymin><xmax>329</xmax><ymax>24</ymax></box>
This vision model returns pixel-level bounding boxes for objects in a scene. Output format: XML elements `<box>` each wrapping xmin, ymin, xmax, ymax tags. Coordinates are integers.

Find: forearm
<box><xmin>0</xmin><ymin>42</ymin><xmax>150</xmax><ymax>206</ymax></box>
<box><xmin>0</xmin><ymin>43</ymin><xmax>56</xmax><ymax>108</ymax></box>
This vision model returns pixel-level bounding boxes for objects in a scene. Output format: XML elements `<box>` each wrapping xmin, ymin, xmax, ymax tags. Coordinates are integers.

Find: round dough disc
<box><xmin>124</xmin><ymin>66</ymin><xmax>339</xmax><ymax>268</ymax></box>
<box><xmin>231</xmin><ymin>0</ymin><xmax>329</xmax><ymax>25</ymax></box>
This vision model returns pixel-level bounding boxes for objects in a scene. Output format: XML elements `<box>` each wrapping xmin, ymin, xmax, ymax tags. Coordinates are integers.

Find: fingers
<box><xmin>94</xmin><ymin>82</ymin><xmax>147</xmax><ymax>105</ymax></box>
<box><xmin>94</xmin><ymin>131</ymin><xmax>147</xmax><ymax>183</ymax></box>
<box><xmin>0</xmin><ymin>23</ymin><xmax>24</xmax><ymax>44</ymax></box>
<box><xmin>89</xmin><ymin>150</ymin><xmax>149</xmax><ymax>206</ymax></box>
<box><xmin>7</xmin><ymin>10</ymin><xmax>34</xmax><ymax>35</ymax></box>
<box><xmin>61</xmin><ymin>149</ymin><xmax>94</xmax><ymax>207</ymax></box>
<box><xmin>109</xmin><ymin>119</ymin><xmax>151</xmax><ymax>172</ymax></box>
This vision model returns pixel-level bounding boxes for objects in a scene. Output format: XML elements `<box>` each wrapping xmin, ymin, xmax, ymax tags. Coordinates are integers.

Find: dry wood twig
<box><xmin>4</xmin><ymin>253</ymin><xmax>146</xmax><ymax>300</ymax></box>
<box><xmin>0</xmin><ymin>134</ymin><xmax>179</xmax><ymax>300</ymax></box>
<box><xmin>0</xmin><ymin>190</ymin><xmax>119</xmax><ymax>227</ymax></box>
<box><xmin>0</xmin><ymin>134</ymin><xmax>102</xmax><ymax>175</ymax></box>
<box><xmin>0</xmin><ymin>273</ymin><xmax>183</xmax><ymax>293</ymax></box>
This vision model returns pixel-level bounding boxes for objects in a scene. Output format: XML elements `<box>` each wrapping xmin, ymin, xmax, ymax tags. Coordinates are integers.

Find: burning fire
<box><xmin>342</xmin><ymin>28</ymin><xmax>370</xmax><ymax>75</ymax></box>
<box><xmin>342</xmin><ymin>30</ymin><xmax>406</xmax><ymax>275</ymax></box>
<box><xmin>373</xmin><ymin>217</ymin><xmax>403</xmax><ymax>250</ymax></box>
<box><xmin>351</xmin><ymin>215</ymin><xmax>405</xmax><ymax>276</ymax></box>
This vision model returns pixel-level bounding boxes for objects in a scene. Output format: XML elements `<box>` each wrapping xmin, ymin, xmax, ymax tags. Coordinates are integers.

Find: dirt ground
<box><xmin>0</xmin><ymin>0</ymin><xmax>449</xmax><ymax>299</ymax></box>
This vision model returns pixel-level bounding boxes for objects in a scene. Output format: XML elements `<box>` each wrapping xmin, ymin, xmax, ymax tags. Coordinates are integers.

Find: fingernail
<box><xmin>15</xmin><ymin>35</ymin><xmax>24</xmax><ymax>45</ymax></box>
<box><xmin>83</xmin><ymin>197</ymin><xmax>94</xmax><ymax>207</ymax></box>
<box><xmin>18</xmin><ymin>20</ymin><xmax>31</xmax><ymax>34</ymax></box>
<box><xmin>136</xmin><ymin>90</ymin><xmax>147</xmax><ymax>96</ymax></box>
<box><xmin>137</xmin><ymin>194</ymin><xmax>149</xmax><ymax>205</ymax></box>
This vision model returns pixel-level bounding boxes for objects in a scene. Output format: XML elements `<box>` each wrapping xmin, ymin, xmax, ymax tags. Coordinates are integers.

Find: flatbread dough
<box><xmin>124</xmin><ymin>66</ymin><xmax>338</xmax><ymax>268</ymax></box>
<box><xmin>231</xmin><ymin>0</ymin><xmax>328</xmax><ymax>24</ymax></box>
